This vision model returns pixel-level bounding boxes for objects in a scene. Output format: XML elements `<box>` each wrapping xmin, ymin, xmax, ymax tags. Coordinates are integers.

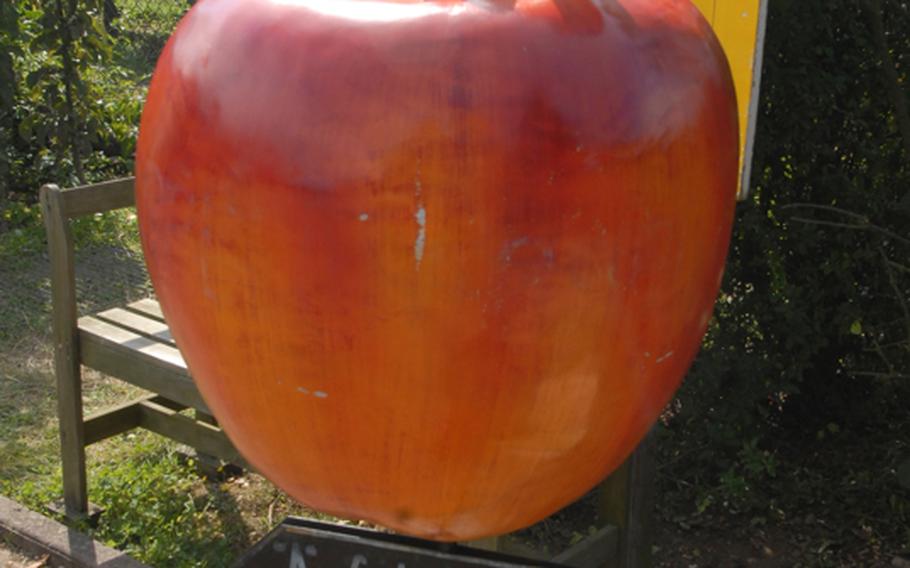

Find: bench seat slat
<box><xmin>94</xmin><ymin>307</ymin><xmax>175</xmax><ymax>346</ymax></box>
<box><xmin>125</xmin><ymin>298</ymin><xmax>166</xmax><ymax>322</ymax></box>
<box><xmin>79</xmin><ymin>316</ymin><xmax>184</xmax><ymax>367</ymax></box>
<box><xmin>78</xmin><ymin>316</ymin><xmax>210</xmax><ymax>413</ymax></box>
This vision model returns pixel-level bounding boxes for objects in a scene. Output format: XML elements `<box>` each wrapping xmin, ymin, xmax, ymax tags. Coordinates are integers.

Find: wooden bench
<box><xmin>40</xmin><ymin>178</ymin><xmax>246</xmax><ymax>521</ymax></box>
<box><xmin>40</xmin><ymin>177</ymin><xmax>655</xmax><ymax>567</ymax></box>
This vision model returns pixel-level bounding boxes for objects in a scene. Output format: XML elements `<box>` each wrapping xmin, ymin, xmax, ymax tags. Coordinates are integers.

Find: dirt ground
<box><xmin>0</xmin><ymin>541</ymin><xmax>46</xmax><ymax>568</ymax></box>
<box><xmin>653</xmin><ymin>515</ymin><xmax>910</xmax><ymax>568</ymax></box>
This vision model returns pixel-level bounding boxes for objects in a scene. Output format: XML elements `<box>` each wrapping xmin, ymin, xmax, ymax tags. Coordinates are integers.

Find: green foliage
<box><xmin>664</xmin><ymin>0</ymin><xmax>910</xmax><ymax>521</ymax></box>
<box><xmin>0</xmin><ymin>2</ymin><xmax>20</xmax><ymax>229</ymax></box>
<box><xmin>88</xmin><ymin>440</ymin><xmax>236</xmax><ymax>567</ymax></box>
<box><xmin>0</xmin><ymin>0</ymin><xmax>157</xmax><ymax>220</ymax></box>
<box><xmin>18</xmin><ymin>0</ymin><xmax>112</xmax><ymax>185</ymax></box>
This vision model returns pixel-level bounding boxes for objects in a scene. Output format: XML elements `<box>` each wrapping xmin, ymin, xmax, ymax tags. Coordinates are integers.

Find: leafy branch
<box><xmin>21</xmin><ymin>0</ymin><xmax>111</xmax><ymax>186</ymax></box>
<box><xmin>782</xmin><ymin>203</ymin><xmax>910</xmax><ymax>247</ymax></box>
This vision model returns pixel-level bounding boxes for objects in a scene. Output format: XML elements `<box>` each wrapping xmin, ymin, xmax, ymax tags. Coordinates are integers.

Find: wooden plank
<box><xmin>40</xmin><ymin>184</ymin><xmax>88</xmax><ymax>519</ymax></box>
<box><xmin>79</xmin><ymin>316</ymin><xmax>185</xmax><ymax>368</ymax></box>
<box><xmin>125</xmin><ymin>298</ymin><xmax>166</xmax><ymax>323</ymax></box>
<box><xmin>599</xmin><ymin>431</ymin><xmax>657</xmax><ymax>568</ymax></box>
<box><xmin>85</xmin><ymin>394</ymin><xmax>190</xmax><ymax>446</ymax></box>
<box><xmin>83</xmin><ymin>397</ymin><xmax>146</xmax><ymax>445</ymax></box>
<box><xmin>94</xmin><ymin>307</ymin><xmax>175</xmax><ymax>346</ymax></box>
<box><xmin>56</xmin><ymin>177</ymin><xmax>135</xmax><ymax>218</ymax></box>
<box><xmin>152</xmin><ymin>397</ymin><xmax>189</xmax><ymax>412</ymax></box>
<box><xmin>137</xmin><ymin>400</ymin><xmax>250</xmax><ymax>470</ymax></box>
<box><xmin>0</xmin><ymin>495</ymin><xmax>146</xmax><ymax>568</ymax></box>
<box><xmin>78</xmin><ymin>319</ymin><xmax>210</xmax><ymax>413</ymax></box>
<box><xmin>551</xmin><ymin>525</ymin><xmax>619</xmax><ymax>568</ymax></box>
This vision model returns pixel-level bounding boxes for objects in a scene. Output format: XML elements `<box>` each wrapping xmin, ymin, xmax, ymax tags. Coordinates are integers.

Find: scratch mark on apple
<box><xmin>415</xmin><ymin>206</ymin><xmax>427</xmax><ymax>269</ymax></box>
<box><xmin>414</xmin><ymin>169</ymin><xmax>426</xmax><ymax>270</ymax></box>
<box><xmin>656</xmin><ymin>351</ymin><xmax>674</xmax><ymax>364</ymax></box>
<box><xmin>297</xmin><ymin>387</ymin><xmax>328</xmax><ymax>399</ymax></box>
<box><xmin>500</xmin><ymin>236</ymin><xmax>530</xmax><ymax>263</ymax></box>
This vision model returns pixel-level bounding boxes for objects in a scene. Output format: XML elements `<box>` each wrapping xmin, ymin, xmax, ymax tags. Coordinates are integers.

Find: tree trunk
<box><xmin>55</xmin><ymin>0</ymin><xmax>86</xmax><ymax>185</ymax></box>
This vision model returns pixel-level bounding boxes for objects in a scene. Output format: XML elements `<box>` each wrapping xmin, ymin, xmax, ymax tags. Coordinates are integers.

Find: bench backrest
<box><xmin>39</xmin><ymin>178</ymin><xmax>138</xmax><ymax>383</ymax></box>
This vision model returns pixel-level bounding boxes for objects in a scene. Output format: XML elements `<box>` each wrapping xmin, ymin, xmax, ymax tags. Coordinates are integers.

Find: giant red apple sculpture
<box><xmin>136</xmin><ymin>0</ymin><xmax>738</xmax><ymax>540</ymax></box>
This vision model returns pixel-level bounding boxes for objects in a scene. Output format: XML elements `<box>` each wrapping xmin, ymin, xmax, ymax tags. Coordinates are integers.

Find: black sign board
<box><xmin>234</xmin><ymin>517</ymin><xmax>564</xmax><ymax>568</ymax></box>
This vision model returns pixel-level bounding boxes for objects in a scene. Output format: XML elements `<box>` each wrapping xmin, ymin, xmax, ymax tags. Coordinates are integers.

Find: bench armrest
<box><xmin>41</xmin><ymin>177</ymin><xmax>136</xmax><ymax>220</ymax></box>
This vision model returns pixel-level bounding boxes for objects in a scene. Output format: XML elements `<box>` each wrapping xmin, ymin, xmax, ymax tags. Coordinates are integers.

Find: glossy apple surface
<box><xmin>136</xmin><ymin>0</ymin><xmax>738</xmax><ymax>540</ymax></box>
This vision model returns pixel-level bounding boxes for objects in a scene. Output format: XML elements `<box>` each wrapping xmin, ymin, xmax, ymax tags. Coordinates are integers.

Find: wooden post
<box><xmin>192</xmin><ymin>410</ymin><xmax>243</xmax><ymax>479</ymax></box>
<box><xmin>194</xmin><ymin>410</ymin><xmax>221</xmax><ymax>478</ymax></box>
<box><xmin>599</xmin><ymin>431</ymin><xmax>657</xmax><ymax>568</ymax></box>
<box><xmin>40</xmin><ymin>184</ymin><xmax>88</xmax><ymax>519</ymax></box>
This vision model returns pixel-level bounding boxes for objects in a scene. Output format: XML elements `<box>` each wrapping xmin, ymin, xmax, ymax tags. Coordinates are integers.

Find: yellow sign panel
<box><xmin>692</xmin><ymin>0</ymin><xmax>768</xmax><ymax>199</ymax></box>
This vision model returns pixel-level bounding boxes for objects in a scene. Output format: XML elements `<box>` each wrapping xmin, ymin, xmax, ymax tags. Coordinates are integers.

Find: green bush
<box><xmin>666</xmin><ymin>0</ymin><xmax>910</xmax><ymax>511</ymax></box>
<box><xmin>0</xmin><ymin>0</ymin><xmax>153</xmax><ymax>216</ymax></box>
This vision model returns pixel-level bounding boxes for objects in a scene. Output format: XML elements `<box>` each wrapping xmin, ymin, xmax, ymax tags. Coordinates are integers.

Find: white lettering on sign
<box><xmin>350</xmin><ymin>554</ymin><xmax>369</xmax><ymax>568</ymax></box>
<box><xmin>289</xmin><ymin>543</ymin><xmax>307</xmax><ymax>568</ymax></box>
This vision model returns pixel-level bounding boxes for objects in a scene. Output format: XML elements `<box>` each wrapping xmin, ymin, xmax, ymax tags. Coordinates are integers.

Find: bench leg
<box><xmin>43</xmin><ymin>184</ymin><xmax>90</xmax><ymax>520</ymax></box>
<box><xmin>193</xmin><ymin>410</ymin><xmax>242</xmax><ymax>480</ymax></box>
<box><xmin>54</xmin><ymin>348</ymin><xmax>88</xmax><ymax>519</ymax></box>
<box><xmin>599</xmin><ymin>429</ymin><xmax>657</xmax><ymax>568</ymax></box>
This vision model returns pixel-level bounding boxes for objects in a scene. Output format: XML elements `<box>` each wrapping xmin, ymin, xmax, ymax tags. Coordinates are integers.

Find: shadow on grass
<box><xmin>205</xmin><ymin>480</ymin><xmax>255</xmax><ymax>558</ymax></box>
